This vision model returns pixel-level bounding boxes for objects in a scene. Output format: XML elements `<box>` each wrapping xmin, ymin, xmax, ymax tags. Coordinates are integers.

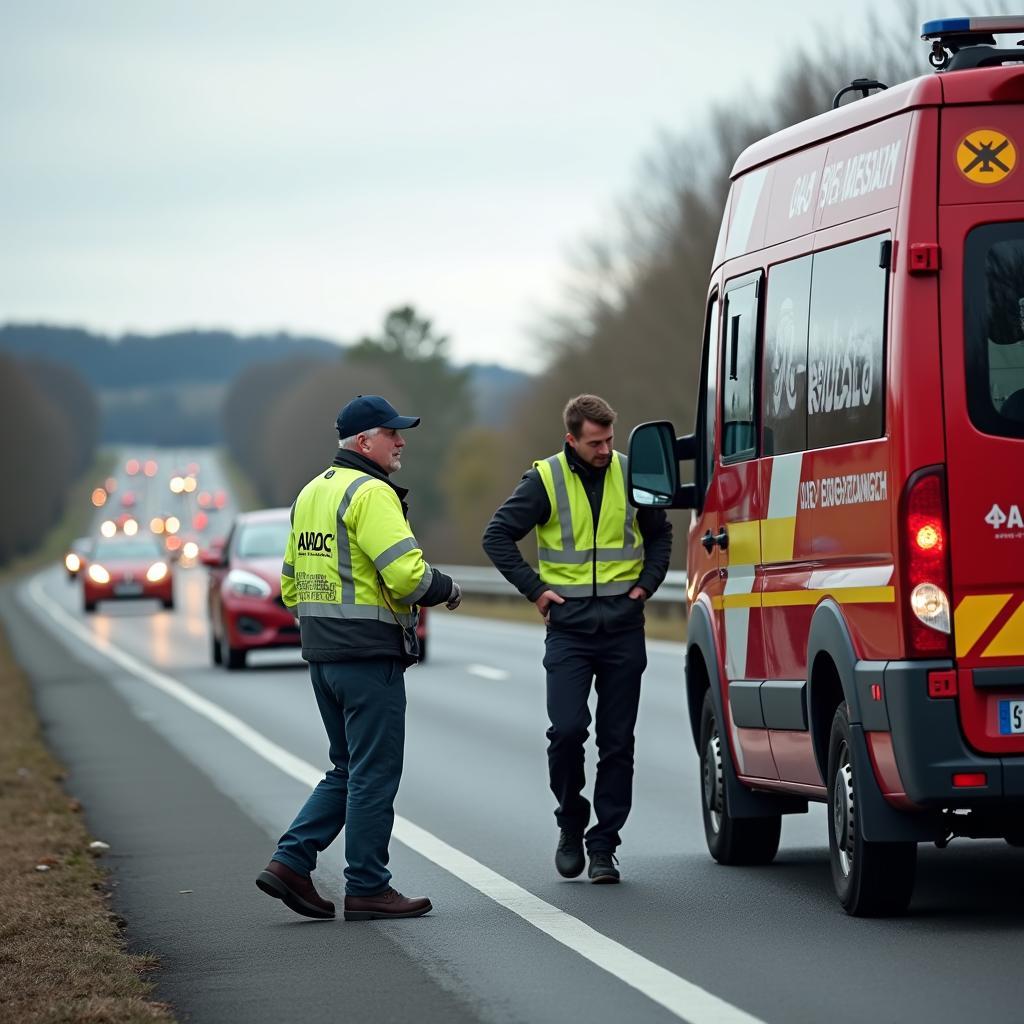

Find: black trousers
<box><xmin>542</xmin><ymin>627</ymin><xmax>646</xmax><ymax>852</ymax></box>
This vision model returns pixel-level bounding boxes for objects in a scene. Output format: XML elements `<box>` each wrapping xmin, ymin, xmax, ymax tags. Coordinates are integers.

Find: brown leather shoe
<box><xmin>343</xmin><ymin>886</ymin><xmax>432</xmax><ymax>921</ymax></box>
<box><xmin>256</xmin><ymin>860</ymin><xmax>335</xmax><ymax>919</ymax></box>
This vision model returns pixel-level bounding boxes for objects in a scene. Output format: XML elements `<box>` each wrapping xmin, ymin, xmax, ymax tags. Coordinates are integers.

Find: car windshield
<box><xmin>964</xmin><ymin>221</ymin><xmax>1024</xmax><ymax>440</ymax></box>
<box><xmin>235</xmin><ymin>520</ymin><xmax>290</xmax><ymax>559</ymax></box>
<box><xmin>93</xmin><ymin>538</ymin><xmax>164</xmax><ymax>562</ymax></box>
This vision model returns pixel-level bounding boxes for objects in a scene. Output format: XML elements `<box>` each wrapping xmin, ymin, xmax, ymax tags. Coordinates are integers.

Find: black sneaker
<box><xmin>555</xmin><ymin>829</ymin><xmax>585</xmax><ymax>878</ymax></box>
<box><xmin>588</xmin><ymin>851</ymin><xmax>620</xmax><ymax>884</ymax></box>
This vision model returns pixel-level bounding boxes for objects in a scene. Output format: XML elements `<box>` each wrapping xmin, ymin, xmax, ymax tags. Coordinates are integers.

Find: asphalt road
<box><xmin>6</xmin><ymin>447</ymin><xmax>1024</xmax><ymax>1024</ymax></box>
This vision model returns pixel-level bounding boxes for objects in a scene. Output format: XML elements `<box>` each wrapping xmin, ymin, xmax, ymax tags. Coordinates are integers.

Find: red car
<box><xmin>203</xmin><ymin>507</ymin><xmax>430</xmax><ymax>670</ymax></box>
<box><xmin>82</xmin><ymin>535</ymin><xmax>173</xmax><ymax>613</ymax></box>
<box><xmin>203</xmin><ymin>508</ymin><xmax>299</xmax><ymax>670</ymax></box>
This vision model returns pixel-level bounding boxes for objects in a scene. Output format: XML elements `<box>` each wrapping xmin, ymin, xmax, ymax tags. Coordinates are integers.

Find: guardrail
<box><xmin>439</xmin><ymin>565</ymin><xmax>687</xmax><ymax>604</ymax></box>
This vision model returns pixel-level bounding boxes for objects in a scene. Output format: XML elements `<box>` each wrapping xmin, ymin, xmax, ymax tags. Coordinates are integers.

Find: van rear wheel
<box><xmin>699</xmin><ymin>692</ymin><xmax>781</xmax><ymax>865</ymax></box>
<box><xmin>827</xmin><ymin>703</ymin><xmax>916</xmax><ymax>916</ymax></box>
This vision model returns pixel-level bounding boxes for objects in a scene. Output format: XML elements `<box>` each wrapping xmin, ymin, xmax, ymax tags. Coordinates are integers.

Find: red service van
<box><xmin>629</xmin><ymin>17</ymin><xmax>1024</xmax><ymax>915</ymax></box>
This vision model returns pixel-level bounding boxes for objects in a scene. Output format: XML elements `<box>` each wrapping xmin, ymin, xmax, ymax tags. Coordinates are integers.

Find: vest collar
<box><xmin>563</xmin><ymin>440</ymin><xmax>608</xmax><ymax>481</ymax></box>
<box><xmin>332</xmin><ymin>448</ymin><xmax>410</xmax><ymax>510</ymax></box>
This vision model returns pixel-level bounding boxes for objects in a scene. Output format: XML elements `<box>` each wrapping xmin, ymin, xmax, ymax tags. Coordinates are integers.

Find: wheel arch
<box><xmin>806</xmin><ymin>600</ymin><xmax>862</xmax><ymax>783</ymax></box>
<box><xmin>807</xmin><ymin>600</ymin><xmax>938</xmax><ymax>843</ymax></box>
<box><xmin>689</xmin><ymin>601</ymin><xmax>807</xmax><ymax>818</ymax></box>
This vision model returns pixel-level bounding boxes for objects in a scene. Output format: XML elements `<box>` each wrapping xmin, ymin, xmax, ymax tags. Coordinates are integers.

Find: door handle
<box><xmin>702</xmin><ymin>528</ymin><xmax>729</xmax><ymax>553</ymax></box>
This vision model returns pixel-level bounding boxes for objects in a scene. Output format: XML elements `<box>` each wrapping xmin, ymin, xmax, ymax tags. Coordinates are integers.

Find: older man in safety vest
<box><xmin>483</xmin><ymin>394</ymin><xmax>672</xmax><ymax>883</ymax></box>
<box><xmin>257</xmin><ymin>395</ymin><xmax>461</xmax><ymax>921</ymax></box>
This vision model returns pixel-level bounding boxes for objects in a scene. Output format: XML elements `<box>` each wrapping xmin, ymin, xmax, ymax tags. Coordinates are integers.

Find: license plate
<box><xmin>999</xmin><ymin>700</ymin><xmax>1024</xmax><ymax>735</ymax></box>
<box><xmin>114</xmin><ymin>582</ymin><xmax>144</xmax><ymax>597</ymax></box>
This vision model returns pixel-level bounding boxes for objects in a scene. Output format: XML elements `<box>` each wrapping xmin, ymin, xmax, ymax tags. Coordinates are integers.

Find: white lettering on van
<box><xmin>800</xmin><ymin>471</ymin><xmax>887</xmax><ymax>510</ymax></box>
<box><xmin>789</xmin><ymin>171</ymin><xmax>817</xmax><ymax>219</ymax></box>
<box><xmin>986</xmin><ymin>503</ymin><xmax>1024</xmax><ymax>539</ymax></box>
<box><xmin>818</xmin><ymin>140</ymin><xmax>902</xmax><ymax>210</ymax></box>
<box><xmin>808</xmin><ymin>322</ymin><xmax>876</xmax><ymax>416</ymax></box>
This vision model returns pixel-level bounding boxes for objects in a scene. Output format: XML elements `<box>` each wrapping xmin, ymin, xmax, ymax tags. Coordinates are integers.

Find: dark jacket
<box><xmin>481</xmin><ymin>444</ymin><xmax>672</xmax><ymax>633</ymax></box>
<box><xmin>298</xmin><ymin>448</ymin><xmax>454</xmax><ymax>664</ymax></box>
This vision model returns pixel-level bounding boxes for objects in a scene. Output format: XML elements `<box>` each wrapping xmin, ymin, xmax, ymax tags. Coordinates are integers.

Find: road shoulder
<box><xmin>0</xmin><ymin>580</ymin><xmax>482</xmax><ymax>1024</ymax></box>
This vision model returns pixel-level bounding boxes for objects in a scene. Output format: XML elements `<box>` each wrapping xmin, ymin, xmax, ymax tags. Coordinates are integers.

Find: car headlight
<box><xmin>226</xmin><ymin>569</ymin><xmax>272</xmax><ymax>598</ymax></box>
<box><xmin>146</xmin><ymin>561</ymin><xmax>169</xmax><ymax>583</ymax></box>
<box><xmin>65</xmin><ymin>553</ymin><xmax>81</xmax><ymax>572</ymax></box>
<box><xmin>88</xmin><ymin>564</ymin><xmax>110</xmax><ymax>585</ymax></box>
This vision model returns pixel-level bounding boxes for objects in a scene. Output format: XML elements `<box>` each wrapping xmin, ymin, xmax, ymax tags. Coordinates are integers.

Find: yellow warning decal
<box><xmin>761</xmin><ymin>517</ymin><xmax>797</xmax><ymax>564</ymax></box>
<box><xmin>957</xmin><ymin>129</ymin><xmax>1016</xmax><ymax>184</ymax></box>
<box><xmin>954</xmin><ymin>593</ymin><xmax>1012</xmax><ymax>658</ymax></box>
<box><xmin>982</xmin><ymin>601</ymin><xmax>1024</xmax><ymax>659</ymax></box>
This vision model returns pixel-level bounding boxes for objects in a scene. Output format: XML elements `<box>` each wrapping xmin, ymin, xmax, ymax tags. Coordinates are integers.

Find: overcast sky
<box><xmin>2</xmin><ymin>0</ymin><xmax>934</xmax><ymax>369</ymax></box>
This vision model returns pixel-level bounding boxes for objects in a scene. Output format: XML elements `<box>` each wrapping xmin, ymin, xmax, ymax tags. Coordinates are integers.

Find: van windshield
<box><xmin>964</xmin><ymin>222</ymin><xmax>1024</xmax><ymax>440</ymax></box>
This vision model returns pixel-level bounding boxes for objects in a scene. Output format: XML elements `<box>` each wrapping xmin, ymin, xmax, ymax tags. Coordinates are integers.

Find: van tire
<box><xmin>827</xmin><ymin>703</ymin><xmax>916</xmax><ymax>916</ymax></box>
<box><xmin>699</xmin><ymin>691</ymin><xmax>782</xmax><ymax>865</ymax></box>
<box><xmin>211</xmin><ymin>632</ymin><xmax>223</xmax><ymax>666</ymax></box>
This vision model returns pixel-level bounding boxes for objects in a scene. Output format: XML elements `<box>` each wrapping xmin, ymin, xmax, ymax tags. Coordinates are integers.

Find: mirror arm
<box><xmin>675</xmin><ymin>433</ymin><xmax>697</xmax><ymax>461</ymax></box>
<box><xmin>676</xmin><ymin>483</ymin><xmax>697</xmax><ymax>508</ymax></box>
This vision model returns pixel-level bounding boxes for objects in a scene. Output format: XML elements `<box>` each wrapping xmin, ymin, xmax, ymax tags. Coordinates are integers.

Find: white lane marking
<box><xmin>466</xmin><ymin>663</ymin><xmax>509</xmax><ymax>681</ymax></box>
<box><xmin>23</xmin><ymin>573</ymin><xmax>764</xmax><ymax>1024</ymax></box>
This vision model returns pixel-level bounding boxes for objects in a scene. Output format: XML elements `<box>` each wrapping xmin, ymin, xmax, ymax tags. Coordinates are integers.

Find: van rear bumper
<box><xmin>883</xmin><ymin>660</ymin><xmax>1024</xmax><ymax>805</ymax></box>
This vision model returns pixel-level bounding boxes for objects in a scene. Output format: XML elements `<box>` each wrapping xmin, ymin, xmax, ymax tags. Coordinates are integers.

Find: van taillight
<box><xmin>900</xmin><ymin>468</ymin><xmax>952</xmax><ymax>657</ymax></box>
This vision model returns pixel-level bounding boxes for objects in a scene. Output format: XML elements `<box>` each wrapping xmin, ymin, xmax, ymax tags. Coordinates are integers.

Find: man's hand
<box><xmin>445</xmin><ymin>582</ymin><xmax>462</xmax><ymax>611</ymax></box>
<box><xmin>534</xmin><ymin>589</ymin><xmax>565</xmax><ymax>623</ymax></box>
<box><xmin>627</xmin><ymin>586</ymin><xmax>649</xmax><ymax>601</ymax></box>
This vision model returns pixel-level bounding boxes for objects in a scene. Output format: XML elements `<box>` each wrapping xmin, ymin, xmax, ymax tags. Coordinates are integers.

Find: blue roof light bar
<box><xmin>922</xmin><ymin>16</ymin><xmax>1024</xmax><ymax>40</ymax></box>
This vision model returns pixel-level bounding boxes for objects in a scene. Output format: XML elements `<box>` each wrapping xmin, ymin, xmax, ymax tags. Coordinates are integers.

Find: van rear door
<box><xmin>939</xmin><ymin>203</ymin><xmax>1024</xmax><ymax>753</ymax></box>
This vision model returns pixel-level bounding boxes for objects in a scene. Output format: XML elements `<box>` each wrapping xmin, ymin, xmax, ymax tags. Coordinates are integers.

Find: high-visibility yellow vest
<box><xmin>533</xmin><ymin>450</ymin><xmax>644</xmax><ymax>598</ymax></box>
<box><xmin>281</xmin><ymin>467</ymin><xmax>432</xmax><ymax>636</ymax></box>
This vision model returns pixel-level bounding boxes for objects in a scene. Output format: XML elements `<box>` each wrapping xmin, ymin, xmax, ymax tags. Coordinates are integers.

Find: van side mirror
<box><xmin>627</xmin><ymin>421</ymin><xmax>697</xmax><ymax>509</ymax></box>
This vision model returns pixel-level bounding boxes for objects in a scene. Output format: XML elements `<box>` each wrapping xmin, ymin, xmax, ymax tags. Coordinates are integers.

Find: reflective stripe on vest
<box><xmin>290</xmin><ymin>467</ymin><xmax>424</xmax><ymax>623</ymax></box>
<box><xmin>533</xmin><ymin>451</ymin><xmax>644</xmax><ymax>598</ymax></box>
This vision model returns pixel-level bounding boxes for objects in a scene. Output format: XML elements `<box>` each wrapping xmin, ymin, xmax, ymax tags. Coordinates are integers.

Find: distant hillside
<box><xmin>0</xmin><ymin>324</ymin><xmax>341</xmax><ymax>389</ymax></box>
<box><xmin>0</xmin><ymin>324</ymin><xmax>531</xmax><ymax>444</ymax></box>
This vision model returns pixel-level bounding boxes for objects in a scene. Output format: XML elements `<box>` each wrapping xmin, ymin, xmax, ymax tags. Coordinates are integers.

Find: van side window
<box><xmin>763</xmin><ymin>256</ymin><xmax>812</xmax><ymax>455</ymax></box>
<box><xmin>807</xmin><ymin>234</ymin><xmax>888</xmax><ymax>449</ymax></box>
<box><xmin>964</xmin><ymin>222</ymin><xmax>1024</xmax><ymax>440</ymax></box>
<box><xmin>701</xmin><ymin>294</ymin><xmax>720</xmax><ymax>493</ymax></box>
<box><xmin>721</xmin><ymin>277</ymin><xmax>761</xmax><ymax>461</ymax></box>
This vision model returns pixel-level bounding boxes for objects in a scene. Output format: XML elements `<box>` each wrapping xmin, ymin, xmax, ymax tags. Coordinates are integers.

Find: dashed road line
<box><xmin>466</xmin><ymin>663</ymin><xmax>510</xmax><ymax>681</ymax></box>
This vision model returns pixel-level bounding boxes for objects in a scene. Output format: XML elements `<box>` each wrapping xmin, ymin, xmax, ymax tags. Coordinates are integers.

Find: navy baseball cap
<box><xmin>336</xmin><ymin>395</ymin><xmax>420</xmax><ymax>438</ymax></box>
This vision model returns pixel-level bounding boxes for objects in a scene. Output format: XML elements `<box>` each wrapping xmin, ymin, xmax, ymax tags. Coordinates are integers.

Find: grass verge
<box><xmin>458</xmin><ymin>595</ymin><xmax>688</xmax><ymax>644</ymax></box>
<box><xmin>0</xmin><ymin>450</ymin><xmax>178</xmax><ymax>1024</ymax></box>
<box><xmin>0</xmin><ymin>627</ymin><xmax>175</xmax><ymax>1024</ymax></box>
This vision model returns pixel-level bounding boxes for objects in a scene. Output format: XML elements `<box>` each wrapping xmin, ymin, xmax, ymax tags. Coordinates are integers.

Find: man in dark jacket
<box><xmin>482</xmin><ymin>394</ymin><xmax>671</xmax><ymax>883</ymax></box>
<box><xmin>257</xmin><ymin>395</ymin><xmax>462</xmax><ymax>921</ymax></box>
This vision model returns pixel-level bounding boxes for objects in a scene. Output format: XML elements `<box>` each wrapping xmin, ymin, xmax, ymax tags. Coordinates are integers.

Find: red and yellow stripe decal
<box><xmin>955</xmin><ymin>593</ymin><xmax>1024</xmax><ymax>659</ymax></box>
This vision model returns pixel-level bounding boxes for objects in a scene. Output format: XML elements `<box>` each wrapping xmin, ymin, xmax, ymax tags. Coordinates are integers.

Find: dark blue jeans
<box><xmin>543</xmin><ymin>627</ymin><xmax>646</xmax><ymax>852</ymax></box>
<box><xmin>272</xmin><ymin>657</ymin><xmax>406</xmax><ymax>896</ymax></box>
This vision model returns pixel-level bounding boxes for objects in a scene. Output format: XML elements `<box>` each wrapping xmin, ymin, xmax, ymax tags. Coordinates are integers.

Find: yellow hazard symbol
<box><xmin>957</xmin><ymin>129</ymin><xmax>1016</xmax><ymax>184</ymax></box>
